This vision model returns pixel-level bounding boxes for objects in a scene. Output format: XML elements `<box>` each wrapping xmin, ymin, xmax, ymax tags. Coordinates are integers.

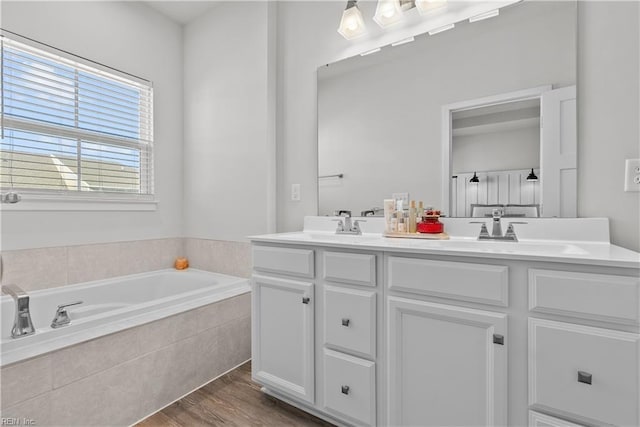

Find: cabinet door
<box><xmin>252</xmin><ymin>274</ymin><xmax>314</xmax><ymax>403</ymax></box>
<box><xmin>388</xmin><ymin>296</ymin><xmax>507</xmax><ymax>427</ymax></box>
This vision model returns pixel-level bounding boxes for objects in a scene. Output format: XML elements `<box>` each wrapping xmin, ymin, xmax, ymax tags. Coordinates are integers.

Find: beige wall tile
<box><xmin>217</xmin><ymin>315</ymin><xmax>251</xmax><ymax>371</ymax></box>
<box><xmin>118</xmin><ymin>238</ymin><xmax>183</xmax><ymax>275</ymax></box>
<box><xmin>51</xmin><ymin>327</ymin><xmax>140</xmax><ymax>388</ymax></box>
<box><xmin>0</xmin><ymin>355</ymin><xmax>52</xmax><ymax>408</ymax></box>
<box><xmin>66</xmin><ymin>242</ymin><xmax>124</xmax><ymax>284</ymax></box>
<box><xmin>197</xmin><ymin>292</ymin><xmax>250</xmax><ymax>331</ymax></box>
<box><xmin>185</xmin><ymin>238</ymin><xmax>251</xmax><ymax>278</ymax></box>
<box><xmin>0</xmin><ymin>392</ymin><xmax>51</xmax><ymax>425</ymax></box>
<box><xmin>51</xmin><ymin>357</ymin><xmax>143</xmax><ymax>426</ymax></box>
<box><xmin>0</xmin><ymin>247</ymin><xmax>67</xmax><ymax>292</ymax></box>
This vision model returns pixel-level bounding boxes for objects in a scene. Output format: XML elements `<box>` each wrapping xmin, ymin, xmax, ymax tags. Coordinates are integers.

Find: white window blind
<box><xmin>0</xmin><ymin>35</ymin><xmax>154</xmax><ymax>197</ymax></box>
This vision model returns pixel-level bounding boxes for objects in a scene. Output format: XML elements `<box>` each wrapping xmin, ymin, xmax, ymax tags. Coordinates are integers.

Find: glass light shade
<box><xmin>338</xmin><ymin>3</ymin><xmax>367</xmax><ymax>40</ymax></box>
<box><xmin>374</xmin><ymin>0</ymin><xmax>404</xmax><ymax>28</ymax></box>
<box><xmin>415</xmin><ymin>0</ymin><xmax>447</xmax><ymax>15</ymax></box>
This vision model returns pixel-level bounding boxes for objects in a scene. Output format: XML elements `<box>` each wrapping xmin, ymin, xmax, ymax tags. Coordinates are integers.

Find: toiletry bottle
<box><xmin>397</xmin><ymin>215</ymin><xmax>405</xmax><ymax>233</ymax></box>
<box><xmin>409</xmin><ymin>200</ymin><xmax>417</xmax><ymax>233</ymax></box>
<box><xmin>418</xmin><ymin>201</ymin><xmax>424</xmax><ymax>217</ymax></box>
<box><xmin>384</xmin><ymin>199</ymin><xmax>395</xmax><ymax>232</ymax></box>
<box><xmin>390</xmin><ymin>212</ymin><xmax>398</xmax><ymax>233</ymax></box>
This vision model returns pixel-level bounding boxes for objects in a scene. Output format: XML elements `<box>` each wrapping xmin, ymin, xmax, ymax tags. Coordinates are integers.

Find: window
<box><xmin>0</xmin><ymin>35</ymin><xmax>153</xmax><ymax>200</ymax></box>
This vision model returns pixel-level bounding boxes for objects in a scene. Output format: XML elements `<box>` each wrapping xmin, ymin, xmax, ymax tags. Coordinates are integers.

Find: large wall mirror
<box><xmin>318</xmin><ymin>0</ymin><xmax>577</xmax><ymax>218</ymax></box>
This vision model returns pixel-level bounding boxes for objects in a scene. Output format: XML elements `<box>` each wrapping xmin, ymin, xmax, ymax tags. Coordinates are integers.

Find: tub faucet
<box><xmin>3</xmin><ymin>284</ymin><xmax>35</xmax><ymax>338</ymax></box>
<box><xmin>51</xmin><ymin>301</ymin><xmax>83</xmax><ymax>328</ymax></box>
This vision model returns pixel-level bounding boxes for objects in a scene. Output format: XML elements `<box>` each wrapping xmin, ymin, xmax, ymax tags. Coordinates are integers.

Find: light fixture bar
<box><xmin>428</xmin><ymin>23</ymin><xmax>455</xmax><ymax>35</ymax></box>
<box><xmin>391</xmin><ymin>36</ymin><xmax>415</xmax><ymax>47</ymax></box>
<box><xmin>360</xmin><ymin>47</ymin><xmax>382</xmax><ymax>56</ymax></box>
<box><xmin>469</xmin><ymin>9</ymin><xmax>500</xmax><ymax>23</ymax></box>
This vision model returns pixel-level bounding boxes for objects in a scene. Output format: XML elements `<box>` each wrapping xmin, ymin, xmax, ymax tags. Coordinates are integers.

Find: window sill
<box><xmin>0</xmin><ymin>193</ymin><xmax>158</xmax><ymax>211</ymax></box>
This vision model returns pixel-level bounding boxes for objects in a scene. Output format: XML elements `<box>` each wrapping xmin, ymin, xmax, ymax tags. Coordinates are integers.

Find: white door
<box><xmin>252</xmin><ymin>274</ymin><xmax>315</xmax><ymax>403</ymax></box>
<box><xmin>541</xmin><ymin>85</ymin><xmax>577</xmax><ymax>217</ymax></box>
<box><xmin>387</xmin><ymin>296</ymin><xmax>508</xmax><ymax>427</ymax></box>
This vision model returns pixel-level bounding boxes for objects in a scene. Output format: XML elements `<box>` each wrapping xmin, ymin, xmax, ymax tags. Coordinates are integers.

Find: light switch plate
<box><xmin>291</xmin><ymin>183</ymin><xmax>301</xmax><ymax>201</ymax></box>
<box><xmin>624</xmin><ymin>159</ymin><xmax>640</xmax><ymax>192</ymax></box>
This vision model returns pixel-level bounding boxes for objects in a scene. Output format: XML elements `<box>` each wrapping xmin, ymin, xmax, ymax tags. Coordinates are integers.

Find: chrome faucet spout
<box><xmin>491</xmin><ymin>209</ymin><xmax>503</xmax><ymax>237</ymax></box>
<box><xmin>3</xmin><ymin>284</ymin><xmax>35</xmax><ymax>338</ymax></box>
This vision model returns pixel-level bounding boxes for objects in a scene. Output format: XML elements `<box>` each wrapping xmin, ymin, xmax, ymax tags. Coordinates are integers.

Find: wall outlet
<box><xmin>291</xmin><ymin>183</ymin><xmax>301</xmax><ymax>201</ymax></box>
<box><xmin>624</xmin><ymin>159</ymin><xmax>640</xmax><ymax>192</ymax></box>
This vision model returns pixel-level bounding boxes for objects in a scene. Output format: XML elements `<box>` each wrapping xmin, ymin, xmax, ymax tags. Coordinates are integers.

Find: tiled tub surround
<box><xmin>0</xmin><ymin>292</ymin><xmax>251</xmax><ymax>426</ymax></box>
<box><xmin>0</xmin><ymin>237</ymin><xmax>252</xmax><ymax>293</ymax></box>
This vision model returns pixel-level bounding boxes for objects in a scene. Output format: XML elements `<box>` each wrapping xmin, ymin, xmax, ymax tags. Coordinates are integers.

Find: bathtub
<box><xmin>0</xmin><ymin>268</ymin><xmax>250</xmax><ymax>367</ymax></box>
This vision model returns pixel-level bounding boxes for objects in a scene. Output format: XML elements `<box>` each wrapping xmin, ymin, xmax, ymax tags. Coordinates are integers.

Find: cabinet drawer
<box><xmin>323</xmin><ymin>251</ymin><xmax>376</xmax><ymax>287</ymax></box>
<box><xmin>529</xmin><ymin>411</ymin><xmax>585</xmax><ymax>427</ymax></box>
<box><xmin>324</xmin><ymin>286</ymin><xmax>376</xmax><ymax>358</ymax></box>
<box><xmin>323</xmin><ymin>349</ymin><xmax>376</xmax><ymax>426</ymax></box>
<box><xmin>529</xmin><ymin>269</ymin><xmax>640</xmax><ymax>324</ymax></box>
<box><xmin>529</xmin><ymin>318</ymin><xmax>640</xmax><ymax>426</ymax></box>
<box><xmin>252</xmin><ymin>246</ymin><xmax>314</xmax><ymax>278</ymax></box>
<box><xmin>388</xmin><ymin>256</ymin><xmax>508</xmax><ymax>306</ymax></box>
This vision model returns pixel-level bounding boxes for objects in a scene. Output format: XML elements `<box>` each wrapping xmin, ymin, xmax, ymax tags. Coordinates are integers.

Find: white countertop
<box><xmin>250</xmin><ymin>217</ymin><xmax>640</xmax><ymax>269</ymax></box>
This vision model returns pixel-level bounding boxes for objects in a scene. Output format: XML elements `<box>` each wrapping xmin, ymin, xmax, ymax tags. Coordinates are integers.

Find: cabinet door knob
<box><xmin>578</xmin><ymin>371</ymin><xmax>592</xmax><ymax>385</ymax></box>
<box><xmin>493</xmin><ymin>334</ymin><xmax>504</xmax><ymax>345</ymax></box>
<box><xmin>302</xmin><ymin>297</ymin><xmax>310</xmax><ymax>304</ymax></box>
<box><xmin>341</xmin><ymin>385</ymin><xmax>350</xmax><ymax>395</ymax></box>
<box><xmin>342</xmin><ymin>318</ymin><xmax>350</xmax><ymax>327</ymax></box>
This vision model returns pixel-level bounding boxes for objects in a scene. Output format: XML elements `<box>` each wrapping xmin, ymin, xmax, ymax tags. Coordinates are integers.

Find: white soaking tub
<box><xmin>0</xmin><ymin>269</ymin><xmax>250</xmax><ymax>367</ymax></box>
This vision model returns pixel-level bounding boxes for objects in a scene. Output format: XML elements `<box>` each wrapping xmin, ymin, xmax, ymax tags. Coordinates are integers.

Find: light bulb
<box><xmin>338</xmin><ymin>1</ymin><xmax>367</xmax><ymax>40</ymax></box>
<box><xmin>415</xmin><ymin>0</ymin><xmax>447</xmax><ymax>15</ymax></box>
<box><xmin>374</xmin><ymin>0</ymin><xmax>404</xmax><ymax>28</ymax></box>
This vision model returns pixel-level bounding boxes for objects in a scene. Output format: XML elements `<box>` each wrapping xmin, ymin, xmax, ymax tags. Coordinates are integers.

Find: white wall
<box><xmin>182</xmin><ymin>1</ymin><xmax>275</xmax><ymax>242</ymax></box>
<box><xmin>577</xmin><ymin>1</ymin><xmax>640</xmax><ymax>252</ymax></box>
<box><xmin>277</xmin><ymin>1</ymin><xmax>640</xmax><ymax>251</ymax></box>
<box><xmin>0</xmin><ymin>1</ymin><xmax>184</xmax><ymax>250</ymax></box>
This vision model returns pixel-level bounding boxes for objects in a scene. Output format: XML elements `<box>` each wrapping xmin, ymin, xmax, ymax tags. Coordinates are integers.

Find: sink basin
<box><xmin>274</xmin><ymin>232</ymin><xmax>382</xmax><ymax>244</ymax></box>
<box><xmin>431</xmin><ymin>239</ymin><xmax>589</xmax><ymax>255</ymax></box>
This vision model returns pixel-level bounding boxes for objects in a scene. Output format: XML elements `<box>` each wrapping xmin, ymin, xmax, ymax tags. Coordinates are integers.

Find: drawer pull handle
<box><xmin>342</xmin><ymin>318</ymin><xmax>350</xmax><ymax>327</ymax></box>
<box><xmin>302</xmin><ymin>297</ymin><xmax>310</xmax><ymax>304</ymax></box>
<box><xmin>493</xmin><ymin>334</ymin><xmax>504</xmax><ymax>345</ymax></box>
<box><xmin>578</xmin><ymin>371</ymin><xmax>592</xmax><ymax>385</ymax></box>
<box><xmin>341</xmin><ymin>385</ymin><xmax>350</xmax><ymax>395</ymax></box>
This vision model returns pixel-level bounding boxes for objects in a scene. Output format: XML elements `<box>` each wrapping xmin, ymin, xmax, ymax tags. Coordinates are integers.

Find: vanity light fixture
<box><xmin>428</xmin><ymin>23</ymin><xmax>455</xmax><ymax>35</ymax></box>
<box><xmin>469</xmin><ymin>9</ymin><xmax>500</xmax><ymax>23</ymax></box>
<box><xmin>470</xmin><ymin>172</ymin><xmax>480</xmax><ymax>183</ymax></box>
<box><xmin>391</xmin><ymin>36</ymin><xmax>415</xmax><ymax>47</ymax></box>
<box><xmin>526</xmin><ymin>168</ymin><xmax>539</xmax><ymax>182</ymax></box>
<box><xmin>374</xmin><ymin>0</ymin><xmax>404</xmax><ymax>28</ymax></box>
<box><xmin>338</xmin><ymin>0</ymin><xmax>367</xmax><ymax>40</ymax></box>
<box><xmin>415</xmin><ymin>0</ymin><xmax>447</xmax><ymax>15</ymax></box>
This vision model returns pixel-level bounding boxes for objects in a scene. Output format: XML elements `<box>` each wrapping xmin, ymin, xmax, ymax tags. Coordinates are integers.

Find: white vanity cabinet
<box><xmin>250</xmin><ymin>236</ymin><xmax>640</xmax><ymax>427</ymax></box>
<box><xmin>386</xmin><ymin>256</ymin><xmax>509</xmax><ymax>427</ymax></box>
<box><xmin>251</xmin><ymin>246</ymin><xmax>316</xmax><ymax>404</ymax></box>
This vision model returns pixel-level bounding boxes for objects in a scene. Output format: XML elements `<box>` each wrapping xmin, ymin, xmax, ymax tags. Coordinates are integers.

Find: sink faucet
<box><xmin>3</xmin><ymin>284</ymin><xmax>35</xmax><ymax>338</ymax></box>
<box><xmin>332</xmin><ymin>211</ymin><xmax>366</xmax><ymax>235</ymax></box>
<box><xmin>470</xmin><ymin>210</ymin><xmax>527</xmax><ymax>242</ymax></box>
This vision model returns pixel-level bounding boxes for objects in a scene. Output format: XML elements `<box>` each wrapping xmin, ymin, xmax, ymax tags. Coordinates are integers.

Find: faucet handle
<box><xmin>352</xmin><ymin>220</ymin><xmax>366</xmax><ymax>233</ymax></box>
<box><xmin>469</xmin><ymin>221</ymin><xmax>490</xmax><ymax>238</ymax></box>
<box><xmin>57</xmin><ymin>301</ymin><xmax>83</xmax><ymax>311</ymax></box>
<box><xmin>331</xmin><ymin>219</ymin><xmax>345</xmax><ymax>232</ymax></box>
<box><xmin>337</xmin><ymin>210</ymin><xmax>352</xmax><ymax>217</ymax></box>
<box><xmin>51</xmin><ymin>301</ymin><xmax>83</xmax><ymax>329</ymax></box>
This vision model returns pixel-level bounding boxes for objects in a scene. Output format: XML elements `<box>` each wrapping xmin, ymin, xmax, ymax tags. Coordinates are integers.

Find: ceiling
<box><xmin>145</xmin><ymin>1</ymin><xmax>220</xmax><ymax>25</ymax></box>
